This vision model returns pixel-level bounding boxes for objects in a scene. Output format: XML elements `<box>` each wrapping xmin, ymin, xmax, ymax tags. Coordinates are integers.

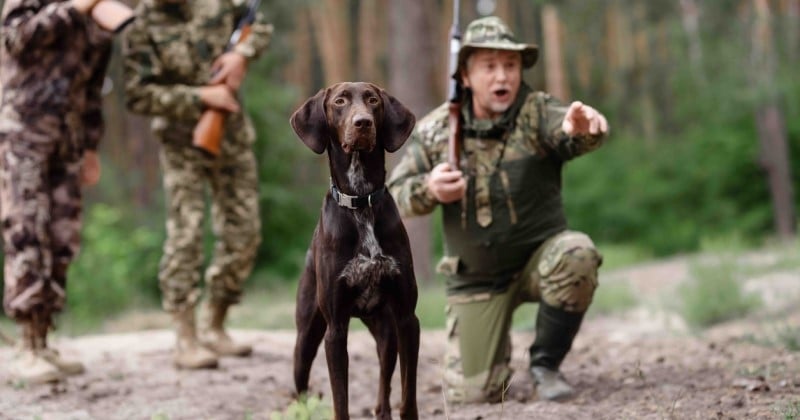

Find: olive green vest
<box><xmin>441</xmin><ymin>86</ymin><xmax>567</xmax><ymax>295</ymax></box>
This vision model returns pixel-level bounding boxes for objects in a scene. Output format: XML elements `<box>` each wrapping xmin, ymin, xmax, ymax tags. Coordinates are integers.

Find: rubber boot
<box><xmin>8</xmin><ymin>319</ymin><xmax>63</xmax><ymax>384</ymax></box>
<box><xmin>199</xmin><ymin>301</ymin><xmax>252</xmax><ymax>357</ymax></box>
<box><xmin>33</xmin><ymin>316</ymin><xmax>85</xmax><ymax>376</ymax></box>
<box><xmin>528</xmin><ymin>303</ymin><xmax>585</xmax><ymax>401</ymax></box>
<box><xmin>173</xmin><ymin>308</ymin><xmax>218</xmax><ymax>369</ymax></box>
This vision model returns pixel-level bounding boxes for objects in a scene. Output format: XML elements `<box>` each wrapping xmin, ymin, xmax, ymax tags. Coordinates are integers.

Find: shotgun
<box><xmin>192</xmin><ymin>0</ymin><xmax>262</xmax><ymax>157</ymax></box>
<box><xmin>447</xmin><ymin>0</ymin><xmax>462</xmax><ymax>169</ymax></box>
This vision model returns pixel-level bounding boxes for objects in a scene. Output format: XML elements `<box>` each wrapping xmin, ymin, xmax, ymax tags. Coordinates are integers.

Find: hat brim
<box><xmin>456</xmin><ymin>43</ymin><xmax>539</xmax><ymax>76</ymax></box>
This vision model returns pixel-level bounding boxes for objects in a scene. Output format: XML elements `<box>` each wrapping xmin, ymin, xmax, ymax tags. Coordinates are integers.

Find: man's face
<box><xmin>461</xmin><ymin>49</ymin><xmax>522</xmax><ymax>120</ymax></box>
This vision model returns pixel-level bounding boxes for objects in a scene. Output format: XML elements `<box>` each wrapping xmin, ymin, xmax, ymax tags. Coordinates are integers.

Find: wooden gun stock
<box><xmin>448</xmin><ymin>102</ymin><xmax>461</xmax><ymax>169</ymax></box>
<box><xmin>192</xmin><ymin>110</ymin><xmax>226</xmax><ymax>157</ymax></box>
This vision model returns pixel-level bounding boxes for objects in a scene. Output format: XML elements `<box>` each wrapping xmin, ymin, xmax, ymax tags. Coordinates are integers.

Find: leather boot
<box><xmin>199</xmin><ymin>301</ymin><xmax>252</xmax><ymax>357</ymax></box>
<box><xmin>528</xmin><ymin>303</ymin><xmax>584</xmax><ymax>401</ymax></box>
<box><xmin>33</xmin><ymin>316</ymin><xmax>85</xmax><ymax>376</ymax></box>
<box><xmin>173</xmin><ymin>308</ymin><xmax>218</xmax><ymax>369</ymax></box>
<box><xmin>8</xmin><ymin>319</ymin><xmax>63</xmax><ymax>384</ymax></box>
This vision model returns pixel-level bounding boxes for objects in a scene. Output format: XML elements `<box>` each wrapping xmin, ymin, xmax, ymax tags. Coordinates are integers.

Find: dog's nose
<box><xmin>353</xmin><ymin>115</ymin><xmax>373</xmax><ymax>129</ymax></box>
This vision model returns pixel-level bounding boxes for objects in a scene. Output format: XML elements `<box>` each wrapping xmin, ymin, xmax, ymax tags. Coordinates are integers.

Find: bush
<box><xmin>678</xmin><ymin>258</ymin><xmax>761</xmax><ymax>328</ymax></box>
<box><xmin>65</xmin><ymin>204</ymin><xmax>163</xmax><ymax>328</ymax></box>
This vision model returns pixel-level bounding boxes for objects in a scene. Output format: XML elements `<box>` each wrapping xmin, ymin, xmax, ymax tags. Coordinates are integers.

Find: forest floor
<box><xmin>1</xmin><ymin>246</ymin><xmax>800</xmax><ymax>420</ymax></box>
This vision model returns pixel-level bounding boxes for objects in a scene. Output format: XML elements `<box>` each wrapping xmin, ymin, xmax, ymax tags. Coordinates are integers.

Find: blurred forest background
<box><xmin>0</xmin><ymin>0</ymin><xmax>798</xmax><ymax>328</ymax></box>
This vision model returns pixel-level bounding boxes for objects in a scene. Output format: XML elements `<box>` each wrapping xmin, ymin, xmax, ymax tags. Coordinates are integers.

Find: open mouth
<box><xmin>492</xmin><ymin>88</ymin><xmax>511</xmax><ymax>102</ymax></box>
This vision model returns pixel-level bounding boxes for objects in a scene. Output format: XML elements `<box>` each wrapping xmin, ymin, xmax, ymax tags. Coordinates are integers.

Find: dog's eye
<box><xmin>367</xmin><ymin>97</ymin><xmax>379</xmax><ymax>105</ymax></box>
<box><xmin>333</xmin><ymin>97</ymin><xmax>347</xmax><ymax>106</ymax></box>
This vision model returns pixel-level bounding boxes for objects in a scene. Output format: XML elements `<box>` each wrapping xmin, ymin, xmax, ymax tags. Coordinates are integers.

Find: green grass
<box><xmin>678</xmin><ymin>257</ymin><xmax>762</xmax><ymax>328</ymax></box>
<box><xmin>270</xmin><ymin>394</ymin><xmax>332</xmax><ymax>420</ymax></box>
<box><xmin>776</xmin><ymin>400</ymin><xmax>800</xmax><ymax>420</ymax></box>
<box><xmin>588</xmin><ymin>281</ymin><xmax>638</xmax><ymax>317</ymax></box>
<box><xmin>596</xmin><ymin>243</ymin><xmax>654</xmax><ymax>271</ymax></box>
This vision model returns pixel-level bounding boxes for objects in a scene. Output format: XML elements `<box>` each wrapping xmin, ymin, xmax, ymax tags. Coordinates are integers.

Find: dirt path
<box><xmin>2</xmin><ymin>256</ymin><xmax>799</xmax><ymax>420</ymax></box>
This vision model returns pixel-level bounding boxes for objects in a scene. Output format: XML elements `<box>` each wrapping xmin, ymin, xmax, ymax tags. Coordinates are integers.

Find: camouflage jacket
<box><xmin>0</xmin><ymin>0</ymin><xmax>112</xmax><ymax>151</ymax></box>
<box><xmin>388</xmin><ymin>87</ymin><xmax>606</xmax><ymax>294</ymax></box>
<box><xmin>123</xmin><ymin>0</ymin><xmax>272</xmax><ymax>139</ymax></box>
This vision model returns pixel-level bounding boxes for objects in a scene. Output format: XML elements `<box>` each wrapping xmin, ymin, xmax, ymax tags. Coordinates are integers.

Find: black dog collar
<box><xmin>330</xmin><ymin>183</ymin><xmax>387</xmax><ymax>210</ymax></box>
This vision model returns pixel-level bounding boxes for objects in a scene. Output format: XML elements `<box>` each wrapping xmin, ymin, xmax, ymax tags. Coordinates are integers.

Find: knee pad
<box><xmin>538</xmin><ymin>232</ymin><xmax>602</xmax><ymax>312</ymax></box>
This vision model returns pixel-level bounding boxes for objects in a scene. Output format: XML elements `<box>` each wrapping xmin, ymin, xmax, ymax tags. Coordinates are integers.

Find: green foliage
<box><xmin>244</xmin><ymin>1</ymin><xmax>327</xmax><ymax>284</ymax></box>
<box><xmin>65</xmin><ymin>204</ymin><xmax>163</xmax><ymax>329</ymax></box>
<box><xmin>270</xmin><ymin>395</ymin><xmax>333</xmax><ymax>420</ymax></box>
<box><xmin>678</xmin><ymin>258</ymin><xmax>762</xmax><ymax>328</ymax></box>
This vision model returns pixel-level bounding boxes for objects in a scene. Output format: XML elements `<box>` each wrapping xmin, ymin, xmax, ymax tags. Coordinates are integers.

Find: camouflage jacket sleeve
<box><xmin>535</xmin><ymin>92</ymin><xmax>607</xmax><ymax>160</ymax></box>
<box><xmin>387</xmin><ymin>106</ymin><xmax>449</xmax><ymax>217</ymax></box>
<box><xmin>1</xmin><ymin>0</ymin><xmax>86</xmax><ymax>57</ymax></box>
<box><xmin>83</xmin><ymin>36</ymin><xmax>112</xmax><ymax>151</ymax></box>
<box><xmin>122</xmin><ymin>17</ymin><xmax>202</xmax><ymax>120</ymax></box>
<box><xmin>231</xmin><ymin>0</ymin><xmax>273</xmax><ymax>60</ymax></box>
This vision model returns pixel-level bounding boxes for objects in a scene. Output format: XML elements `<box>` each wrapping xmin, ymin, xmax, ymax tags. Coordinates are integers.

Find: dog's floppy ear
<box><xmin>376</xmin><ymin>87</ymin><xmax>416</xmax><ymax>153</ymax></box>
<box><xmin>290</xmin><ymin>88</ymin><xmax>329</xmax><ymax>154</ymax></box>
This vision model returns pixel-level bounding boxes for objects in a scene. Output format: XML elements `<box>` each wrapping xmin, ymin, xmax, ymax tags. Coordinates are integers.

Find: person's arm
<box><xmin>536</xmin><ymin>92</ymin><xmax>608</xmax><ymax>160</ymax></box>
<box><xmin>122</xmin><ymin>18</ymin><xmax>204</xmax><ymax>120</ymax></box>
<box><xmin>387</xmin><ymin>131</ymin><xmax>441</xmax><ymax>217</ymax></box>
<box><xmin>1</xmin><ymin>0</ymin><xmax>99</xmax><ymax>57</ymax></box>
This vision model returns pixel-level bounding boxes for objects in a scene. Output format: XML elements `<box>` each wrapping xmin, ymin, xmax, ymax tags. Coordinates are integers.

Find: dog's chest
<box><xmin>340</xmin><ymin>156</ymin><xmax>400</xmax><ymax>311</ymax></box>
<box><xmin>338</xmin><ymin>211</ymin><xmax>399</xmax><ymax>312</ymax></box>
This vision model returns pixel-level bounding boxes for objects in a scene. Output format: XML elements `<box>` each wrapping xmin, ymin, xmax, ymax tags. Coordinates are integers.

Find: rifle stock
<box><xmin>192</xmin><ymin>1</ymin><xmax>260</xmax><ymax>157</ymax></box>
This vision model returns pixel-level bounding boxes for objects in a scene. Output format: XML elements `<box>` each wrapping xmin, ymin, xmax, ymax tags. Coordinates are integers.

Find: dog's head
<box><xmin>290</xmin><ymin>82</ymin><xmax>416</xmax><ymax>155</ymax></box>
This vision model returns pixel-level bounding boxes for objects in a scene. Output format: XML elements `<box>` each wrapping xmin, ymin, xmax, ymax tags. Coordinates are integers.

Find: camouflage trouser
<box><xmin>443</xmin><ymin>230</ymin><xmax>601</xmax><ymax>403</ymax></box>
<box><xmin>0</xmin><ymin>131</ymin><xmax>83</xmax><ymax>323</ymax></box>
<box><xmin>157</xmin><ymin>134</ymin><xmax>261</xmax><ymax>313</ymax></box>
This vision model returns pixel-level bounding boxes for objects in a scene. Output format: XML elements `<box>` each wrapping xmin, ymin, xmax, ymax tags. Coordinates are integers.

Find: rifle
<box><xmin>192</xmin><ymin>0</ymin><xmax>262</xmax><ymax>157</ymax></box>
<box><xmin>447</xmin><ymin>0</ymin><xmax>462</xmax><ymax>169</ymax></box>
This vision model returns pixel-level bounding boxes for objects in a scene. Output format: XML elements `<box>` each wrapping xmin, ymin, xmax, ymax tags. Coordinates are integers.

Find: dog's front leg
<box><xmin>395</xmin><ymin>312</ymin><xmax>421</xmax><ymax>420</ymax></box>
<box><xmin>325</xmin><ymin>319</ymin><xmax>350</xmax><ymax>420</ymax></box>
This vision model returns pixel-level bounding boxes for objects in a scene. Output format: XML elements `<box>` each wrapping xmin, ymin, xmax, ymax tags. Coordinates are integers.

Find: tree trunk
<box><xmin>387</xmin><ymin>0</ymin><xmax>438</xmax><ymax>284</ymax></box>
<box><xmin>751</xmin><ymin>0</ymin><xmax>796</xmax><ymax>239</ymax></box>
<box><xmin>357</xmin><ymin>0</ymin><xmax>386</xmax><ymax>85</ymax></box>
<box><xmin>679</xmin><ymin>0</ymin><xmax>707</xmax><ymax>86</ymax></box>
<box><xmin>309</xmin><ymin>0</ymin><xmax>351</xmax><ymax>85</ymax></box>
<box><xmin>541</xmin><ymin>5</ymin><xmax>569</xmax><ymax>101</ymax></box>
<box><xmin>285</xmin><ymin>9</ymin><xmax>313</xmax><ymax>100</ymax></box>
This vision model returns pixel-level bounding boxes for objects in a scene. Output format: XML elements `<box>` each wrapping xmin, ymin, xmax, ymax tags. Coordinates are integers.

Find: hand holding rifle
<box><xmin>193</xmin><ymin>0</ymin><xmax>262</xmax><ymax>157</ymax></box>
<box><xmin>426</xmin><ymin>0</ymin><xmax>466</xmax><ymax>204</ymax></box>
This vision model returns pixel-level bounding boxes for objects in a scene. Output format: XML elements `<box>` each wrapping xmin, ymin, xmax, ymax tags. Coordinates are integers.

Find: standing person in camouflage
<box><xmin>388</xmin><ymin>16</ymin><xmax>609</xmax><ymax>403</ymax></box>
<box><xmin>0</xmin><ymin>0</ymin><xmax>113</xmax><ymax>384</ymax></box>
<box><xmin>123</xmin><ymin>0</ymin><xmax>271</xmax><ymax>370</ymax></box>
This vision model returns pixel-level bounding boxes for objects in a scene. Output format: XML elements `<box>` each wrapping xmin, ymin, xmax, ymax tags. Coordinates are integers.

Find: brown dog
<box><xmin>289</xmin><ymin>82</ymin><xmax>420</xmax><ymax>420</ymax></box>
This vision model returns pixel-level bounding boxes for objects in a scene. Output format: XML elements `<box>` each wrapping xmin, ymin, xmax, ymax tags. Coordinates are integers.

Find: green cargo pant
<box><xmin>443</xmin><ymin>230</ymin><xmax>601</xmax><ymax>403</ymax></box>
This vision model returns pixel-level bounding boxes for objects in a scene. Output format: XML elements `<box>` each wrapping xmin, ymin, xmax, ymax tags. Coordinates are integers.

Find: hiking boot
<box><xmin>173</xmin><ymin>308</ymin><xmax>218</xmax><ymax>369</ymax></box>
<box><xmin>199</xmin><ymin>302</ymin><xmax>252</xmax><ymax>357</ymax></box>
<box><xmin>530</xmin><ymin>366</ymin><xmax>574</xmax><ymax>401</ymax></box>
<box><xmin>40</xmin><ymin>348</ymin><xmax>85</xmax><ymax>376</ymax></box>
<box><xmin>9</xmin><ymin>348</ymin><xmax>64</xmax><ymax>384</ymax></box>
<box><xmin>8</xmin><ymin>319</ymin><xmax>63</xmax><ymax>384</ymax></box>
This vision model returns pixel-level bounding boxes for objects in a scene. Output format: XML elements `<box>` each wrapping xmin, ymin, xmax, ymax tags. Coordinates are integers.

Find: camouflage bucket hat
<box><xmin>457</xmin><ymin>16</ymin><xmax>539</xmax><ymax>73</ymax></box>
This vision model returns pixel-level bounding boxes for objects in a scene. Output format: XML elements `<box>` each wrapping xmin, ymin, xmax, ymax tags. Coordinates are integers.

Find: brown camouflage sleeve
<box><xmin>537</xmin><ymin>92</ymin><xmax>606</xmax><ymax>160</ymax></box>
<box><xmin>387</xmin><ymin>131</ymin><xmax>439</xmax><ymax>217</ymax></box>
<box><xmin>231</xmin><ymin>4</ymin><xmax>273</xmax><ymax>60</ymax></box>
<box><xmin>123</xmin><ymin>18</ymin><xmax>202</xmax><ymax>120</ymax></box>
<box><xmin>83</xmin><ymin>38</ymin><xmax>112</xmax><ymax>151</ymax></box>
<box><xmin>1</xmin><ymin>0</ymin><xmax>85</xmax><ymax>57</ymax></box>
